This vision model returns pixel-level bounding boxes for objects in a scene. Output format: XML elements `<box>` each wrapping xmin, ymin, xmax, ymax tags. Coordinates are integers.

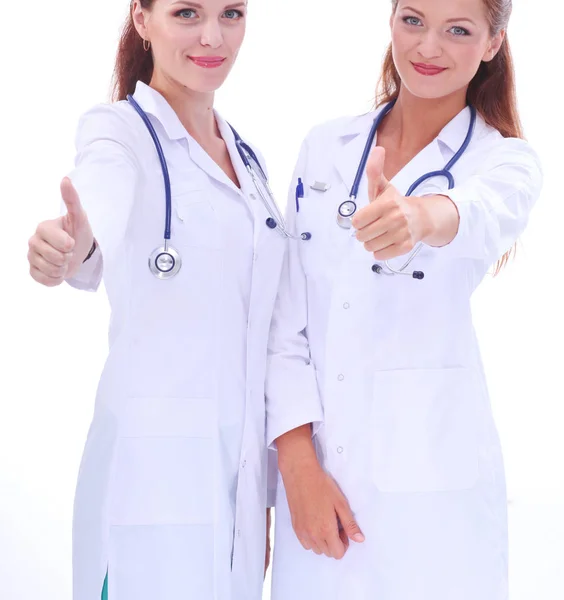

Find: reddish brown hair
<box><xmin>378</xmin><ymin>0</ymin><xmax>522</xmax><ymax>274</ymax></box>
<box><xmin>111</xmin><ymin>1</ymin><xmax>156</xmax><ymax>102</ymax></box>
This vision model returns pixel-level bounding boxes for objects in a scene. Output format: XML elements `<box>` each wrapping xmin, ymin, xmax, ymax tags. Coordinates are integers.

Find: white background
<box><xmin>1</xmin><ymin>0</ymin><xmax>562</xmax><ymax>598</ymax></box>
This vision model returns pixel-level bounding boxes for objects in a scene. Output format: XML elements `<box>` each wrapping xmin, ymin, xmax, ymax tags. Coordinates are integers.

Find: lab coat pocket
<box><xmin>110</xmin><ymin>396</ymin><xmax>215</xmax><ymax>526</ymax></box>
<box><xmin>173</xmin><ymin>189</ymin><xmax>223</xmax><ymax>249</ymax></box>
<box><xmin>371</xmin><ymin>368</ymin><xmax>480</xmax><ymax>493</ymax></box>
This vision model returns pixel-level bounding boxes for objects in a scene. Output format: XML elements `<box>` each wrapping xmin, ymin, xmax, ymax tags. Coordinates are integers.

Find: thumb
<box><xmin>366</xmin><ymin>146</ymin><xmax>389</xmax><ymax>202</ymax></box>
<box><xmin>336</xmin><ymin>502</ymin><xmax>365</xmax><ymax>544</ymax></box>
<box><xmin>60</xmin><ymin>177</ymin><xmax>84</xmax><ymax>225</ymax></box>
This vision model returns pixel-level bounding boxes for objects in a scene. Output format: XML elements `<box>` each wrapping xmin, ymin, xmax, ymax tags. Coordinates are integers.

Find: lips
<box><xmin>189</xmin><ymin>56</ymin><xmax>226</xmax><ymax>69</ymax></box>
<box><xmin>412</xmin><ymin>62</ymin><xmax>447</xmax><ymax>76</ymax></box>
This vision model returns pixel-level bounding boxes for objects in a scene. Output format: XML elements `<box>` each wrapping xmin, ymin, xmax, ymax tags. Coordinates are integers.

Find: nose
<box><xmin>200</xmin><ymin>20</ymin><xmax>224</xmax><ymax>49</ymax></box>
<box><xmin>417</xmin><ymin>31</ymin><xmax>443</xmax><ymax>60</ymax></box>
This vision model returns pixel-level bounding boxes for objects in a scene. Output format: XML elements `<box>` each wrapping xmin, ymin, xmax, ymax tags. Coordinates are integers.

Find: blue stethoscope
<box><xmin>336</xmin><ymin>99</ymin><xmax>477</xmax><ymax>280</ymax></box>
<box><xmin>127</xmin><ymin>94</ymin><xmax>305</xmax><ymax>279</ymax></box>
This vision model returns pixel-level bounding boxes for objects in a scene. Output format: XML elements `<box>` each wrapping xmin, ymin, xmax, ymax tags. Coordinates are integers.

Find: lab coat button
<box><xmin>237</xmin><ymin>530</ymin><xmax>242</xmax><ymax>538</ymax></box>
<box><xmin>343</xmin><ymin>302</ymin><xmax>350</xmax><ymax>309</ymax></box>
<box><xmin>337</xmin><ymin>374</ymin><xmax>345</xmax><ymax>381</ymax></box>
<box><xmin>242</xmin><ymin>459</ymin><xmax>247</xmax><ymax>468</ymax></box>
<box><xmin>337</xmin><ymin>446</ymin><xmax>344</xmax><ymax>454</ymax></box>
<box><xmin>250</xmin><ymin>193</ymin><xmax>256</xmax><ymax>200</ymax></box>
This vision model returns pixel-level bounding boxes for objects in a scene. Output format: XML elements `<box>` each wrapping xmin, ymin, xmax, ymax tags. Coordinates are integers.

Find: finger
<box><xmin>28</xmin><ymin>251</ymin><xmax>70</xmax><ymax>279</ymax></box>
<box><xmin>60</xmin><ymin>177</ymin><xmax>84</xmax><ymax>223</ymax></box>
<box><xmin>29</xmin><ymin>265</ymin><xmax>64</xmax><ymax>287</ymax></box>
<box><xmin>310</xmin><ymin>542</ymin><xmax>323</xmax><ymax>556</ymax></box>
<box><xmin>36</xmin><ymin>219</ymin><xmax>75</xmax><ymax>253</ymax></box>
<box><xmin>364</xmin><ymin>229</ymin><xmax>409</xmax><ymax>254</ymax></box>
<box><xmin>298</xmin><ymin>537</ymin><xmax>312</xmax><ymax>551</ymax></box>
<box><xmin>372</xmin><ymin>244</ymin><xmax>412</xmax><ymax>261</ymax></box>
<box><xmin>336</xmin><ymin>504</ymin><xmax>365</xmax><ymax>543</ymax></box>
<box><xmin>316</xmin><ymin>538</ymin><xmax>333</xmax><ymax>559</ymax></box>
<box><xmin>339</xmin><ymin>527</ymin><xmax>351</xmax><ymax>553</ymax></box>
<box><xmin>29</xmin><ymin>236</ymin><xmax>72</xmax><ymax>267</ymax></box>
<box><xmin>366</xmin><ymin>146</ymin><xmax>390</xmax><ymax>203</ymax></box>
<box><xmin>356</xmin><ymin>216</ymin><xmax>393</xmax><ymax>244</ymax></box>
<box><xmin>327</xmin><ymin>530</ymin><xmax>347</xmax><ymax>560</ymax></box>
<box><xmin>352</xmin><ymin>185</ymin><xmax>398</xmax><ymax>231</ymax></box>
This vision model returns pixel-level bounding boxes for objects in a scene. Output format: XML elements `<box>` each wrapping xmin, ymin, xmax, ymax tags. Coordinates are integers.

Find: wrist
<box><xmin>417</xmin><ymin>194</ymin><xmax>460</xmax><ymax>247</ymax></box>
<box><xmin>276</xmin><ymin>425</ymin><xmax>320</xmax><ymax>477</ymax></box>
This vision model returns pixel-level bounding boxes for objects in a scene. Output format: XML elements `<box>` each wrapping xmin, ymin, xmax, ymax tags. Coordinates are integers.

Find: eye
<box><xmin>449</xmin><ymin>25</ymin><xmax>470</xmax><ymax>36</ymax></box>
<box><xmin>176</xmin><ymin>8</ymin><xmax>197</xmax><ymax>19</ymax></box>
<box><xmin>223</xmin><ymin>9</ymin><xmax>244</xmax><ymax>20</ymax></box>
<box><xmin>403</xmin><ymin>16</ymin><xmax>423</xmax><ymax>27</ymax></box>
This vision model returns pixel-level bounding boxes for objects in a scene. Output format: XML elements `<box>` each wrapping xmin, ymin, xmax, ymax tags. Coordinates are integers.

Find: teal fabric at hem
<box><xmin>101</xmin><ymin>571</ymin><xmax>108</xmax><ymax>600</ymax></box>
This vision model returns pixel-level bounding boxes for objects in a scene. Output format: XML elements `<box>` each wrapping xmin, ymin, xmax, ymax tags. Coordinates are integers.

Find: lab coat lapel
<box><xmin>184</xmin><ymin>116</ymin><xmax>246</xmax><ymax>198</ymax></box>
<box><xmin>333</xmin><ymin>111</ymin><xmax>381</xmax><ymax>198</ymax></box>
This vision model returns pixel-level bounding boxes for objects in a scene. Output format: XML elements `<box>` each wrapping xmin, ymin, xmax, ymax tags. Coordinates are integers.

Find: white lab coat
<box><xmin>65</xmin><ymin>82</ymin><xmax>284</xmax><ymax>600</ymax></box>
<box><xmin>266</xmin><ymin>106</ymin><xmax>543</xmax><ymax>600</ymax></box>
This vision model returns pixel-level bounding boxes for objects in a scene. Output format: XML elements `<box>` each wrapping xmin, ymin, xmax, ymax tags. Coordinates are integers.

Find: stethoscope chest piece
<box><xmin>149</xmin><ymin>245</ymin><xmax>182</xmax><ymax>280</ymax></box>
<box><xmin>336</xmin><ymin>200</ymin><xmax>357</xmax><ymax>229</ymax></box>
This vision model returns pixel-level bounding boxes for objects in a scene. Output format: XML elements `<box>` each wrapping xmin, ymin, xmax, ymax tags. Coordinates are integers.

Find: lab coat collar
<box><xmin>337</xmin><ymin>103</ymin><xmax>473</xmax><ymax>153</ymax></box>
<box><xmin>132</xmin><ymin>81</ymin><xmax>188</xmax><ymax>141</ymax></box>
<box><xmin>334</xmin><ymin>104</ymin><xmax>474</xmax><ymax>196</ymax></box>
<box><xmin>132</xmin><ymin>81</ymin><xmax>245</xmax><ymax>196</ymax></box>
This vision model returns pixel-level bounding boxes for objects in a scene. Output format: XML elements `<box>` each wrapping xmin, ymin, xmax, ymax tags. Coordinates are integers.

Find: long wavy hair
<box><xmin>377</xmin><ymin>0</ymin><xmax>521</xmax><ymax>275</ymax></box>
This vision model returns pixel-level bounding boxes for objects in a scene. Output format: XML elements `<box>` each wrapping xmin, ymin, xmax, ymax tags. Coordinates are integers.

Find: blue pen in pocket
<box><xmin>296</xmin><ymin>178</ymin><xmax>304</xmax><ymax>213</ymax></box>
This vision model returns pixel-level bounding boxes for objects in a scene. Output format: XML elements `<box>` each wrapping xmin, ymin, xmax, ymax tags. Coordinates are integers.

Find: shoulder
<box><xmin>75</xmin><ymin>100</ymin><xmax>147</xmax><ymax>153</ymax></box>
<box><xmin>470</xmin><ymin>114</ymin><xmax>543</xmax><ymax>181</ymax></box>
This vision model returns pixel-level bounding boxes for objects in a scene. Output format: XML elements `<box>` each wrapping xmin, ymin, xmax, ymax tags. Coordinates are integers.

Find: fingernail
<box><xmin>353</xmin><ymin>533</ymin><xmax>365</xmax><ymax>543</ymax></box>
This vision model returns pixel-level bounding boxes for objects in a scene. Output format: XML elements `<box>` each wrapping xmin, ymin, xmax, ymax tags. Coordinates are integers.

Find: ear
<box><xmin>482</xmin><ymin>29</ymin><xmax>505</xmax><ymax>63</ymax></box>
<box><xmin>131</xmin><ymin>0</ymin><xmax>150</xmax><ymax>42</ymax></box>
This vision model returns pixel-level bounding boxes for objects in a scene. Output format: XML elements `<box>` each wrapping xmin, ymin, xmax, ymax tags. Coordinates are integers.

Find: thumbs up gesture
<box><xmin>351</xmin><ymin>146</ymin><xmax>428</xmax><ymax>260</ymax></box>
<box><xmin>352</xmin><ymin>146</ymin><xmax>461</xmax><ymax>258</ymax></box>
<box><xmin>28</xmin><ymin>178</ymin><xmax>94</xmax><ymax>286</ymax></box>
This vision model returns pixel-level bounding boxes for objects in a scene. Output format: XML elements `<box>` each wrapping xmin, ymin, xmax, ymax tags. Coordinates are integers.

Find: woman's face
<box><xmin>132</xmin><ymin>0</ymin><xmax>247</xmax><ymax>94</ymax></box>
<box><xmin>391</xmin><ymin>0</ymin><xmax>505</xmax><ymax>100</ymax></box>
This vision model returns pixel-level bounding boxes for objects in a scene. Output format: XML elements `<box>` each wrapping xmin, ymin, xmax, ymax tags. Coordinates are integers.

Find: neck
<box><xmin>149</xmin><ymin>72</ymin><xmax>220</xmax><ymax>143</ymax></box>
<box><xmin>383</xmin><ymin>86</ymin><xmax>468</xmax><ymax>153</ymax></box>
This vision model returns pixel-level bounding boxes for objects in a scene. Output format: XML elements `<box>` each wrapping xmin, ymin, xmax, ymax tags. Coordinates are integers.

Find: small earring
<box><xmin>143</xmin><ymin>39</ymin><xmax>151</xmax><ymax>52</ymax></box>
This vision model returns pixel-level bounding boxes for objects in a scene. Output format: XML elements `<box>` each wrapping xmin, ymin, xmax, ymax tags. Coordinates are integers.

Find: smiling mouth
<box><xmin>411</xmin><ymin>62</ymin><xmax>447</xmax><ymax>76</ymax></box>
<box><xmin>188</xmin><ymin>57</ymin><xmax>226</xmax><ymax>69</ymax></box>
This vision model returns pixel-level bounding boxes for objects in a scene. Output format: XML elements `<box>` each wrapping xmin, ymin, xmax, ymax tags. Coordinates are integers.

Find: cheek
<box><xmin>452</xmin><ymin>44</ymin><xmax>485</xmax><ymax>79</ymax></box>
<box><xmin>227</xmin><ymin>26</ymin><xmax>246</xmax><ymax>53</ymax></box>
<box><xmin>391</xmin><ymin>28</ymin><xmax>412</xmax><ymax>58</ymax></box>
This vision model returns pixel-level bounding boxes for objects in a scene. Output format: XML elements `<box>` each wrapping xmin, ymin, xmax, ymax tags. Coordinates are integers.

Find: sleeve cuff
<box><xmin>65</xmin><ymin>246</ymin><xmax>103</xmax><ymax>292</ymax></box>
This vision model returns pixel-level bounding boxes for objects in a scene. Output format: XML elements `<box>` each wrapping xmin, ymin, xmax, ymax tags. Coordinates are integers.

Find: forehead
<box><xmin>396</xmin><ymin>0</ymin><xmax>487</xmax><ymax>20</ymax></box>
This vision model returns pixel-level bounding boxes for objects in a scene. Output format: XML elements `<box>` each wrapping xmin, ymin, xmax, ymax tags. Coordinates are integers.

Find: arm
<box><xmin>354</xmin><ymin>138</ymin><xmax>543</xmax><ymax>272</ymax></box>
<box><xmin>64</xmin><ymin>104</ymin><xmax>142</xmax><ymax>291</ymax></box>
<box><xmin>426</xmin><ymin>137</ymin><xmax>543</xmax><ymax>267</ymax></box>
<box><xmin>265</xmin><ymin>138</ymin><xmax>324</xmax><ymax>449</ymax></box>
<box><xmin>265</xmin><ymin>135</ymin><xmax>363</xmax><ymax>560</ymax></box>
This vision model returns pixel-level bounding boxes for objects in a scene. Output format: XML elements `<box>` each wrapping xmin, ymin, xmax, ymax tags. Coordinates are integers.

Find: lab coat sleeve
<box><xmin>64</xmin><ymin>104</ymin><xmax>142</xmax><ymax>292</ymax></box>
<box><xmin>265</xmin><ymin>136</ymin><xmax>324</xmax><ymax>450</ymax></box>
<box><xmin>434</xmin><ymin>137</ymin><xmax>543</xmax><ymax>267</ymax></box>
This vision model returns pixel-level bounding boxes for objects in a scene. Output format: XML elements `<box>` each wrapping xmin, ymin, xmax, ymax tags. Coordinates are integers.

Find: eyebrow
<box><xmin>171</xmin><ymin>1</ymin><xmax>247</xmax><ymax>8</ymax></box>
<box><xmin>402</xmin><ymin>6</ymin><xmax>477</xmax><ymax>26</ymax></box>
